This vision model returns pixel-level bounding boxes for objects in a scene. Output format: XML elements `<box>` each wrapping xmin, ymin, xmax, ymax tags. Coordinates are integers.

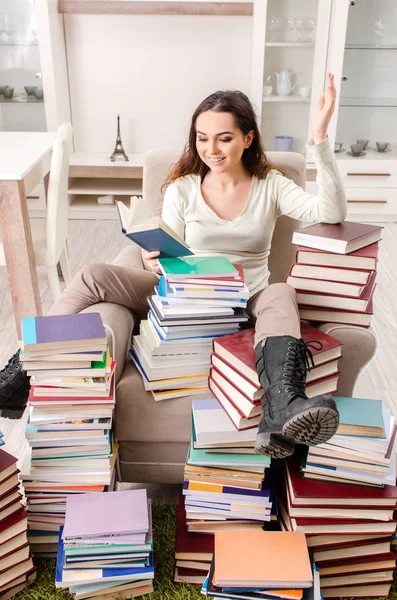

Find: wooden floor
<box><xmin>1</xmin><ymin>219</ymin><xmax>397</xmax><ymax>490</ymax></box>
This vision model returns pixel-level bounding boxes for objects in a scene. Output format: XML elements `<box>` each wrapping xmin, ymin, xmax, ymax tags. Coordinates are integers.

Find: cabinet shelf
<box><xmin>262</xmin><ymin>95</ymin><xmax>310</xmax><ymax>103</ymax></box>
<box><xmin>345</xmin><ymin>44</ymin><xmax>397</xmax><ymax>50</ymax></box>
<box><xmin>0</xmin><ymin>96</ymin><xmax>44</xmax><ymax>104</ymax></box>
<box><xmin>266</xmin><ymin>42</ymin><xmax>314</xmax><ymax>48</ymax></box>
<box><xmin>339</xmin><ymin>97</ymin><xmax>397</xmax><ymax>108</ymax></box>
<box><xmin>0</xmin><ymin>43</ymin><xmax>39</xmax><ymax>47</ymax></box>
<box><xmin>68</xmin><ymin>178</ymin><xmax>142</xmax><ymax>195</ymax></box>
<box><xmin>58</xmin><ymin>0</ymin><xmax>253</xmax><ymax>16</ymax></box>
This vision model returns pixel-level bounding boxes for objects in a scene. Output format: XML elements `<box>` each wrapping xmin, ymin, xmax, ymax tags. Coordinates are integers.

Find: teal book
<box><xmin>187</xmin><ymin>442</ymin><xmax>270</xmax><ymax>469</ymax></box>
<box><xmin>334</xmin><ymin>396</ymin><xmax>384</xmax><ymax>437</ymax></box>
<box><xmin>158</xmin><ymin>256</ymin><xmax>238</xmax><ymax>279</ymax></box>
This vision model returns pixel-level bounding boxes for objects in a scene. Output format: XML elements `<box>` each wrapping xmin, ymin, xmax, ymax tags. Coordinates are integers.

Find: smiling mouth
<box><xmin>209</xmin><ymin>157</ymin><xmax>225</xmax><ymax>164</ymax></box>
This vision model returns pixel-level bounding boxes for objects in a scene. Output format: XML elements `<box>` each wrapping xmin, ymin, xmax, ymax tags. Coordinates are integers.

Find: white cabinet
<box><xmin>326</xmin><ymin>0</ymin><xmax>397</xmax><ymax>221</ymax></box>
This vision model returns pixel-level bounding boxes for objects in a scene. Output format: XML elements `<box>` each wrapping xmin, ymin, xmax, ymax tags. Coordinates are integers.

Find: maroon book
<box><xmin>0</xmin><ymin>449</ymin><xmax>18</xmax><ymax>484</ymax></box>
<box><xmin>286</xmin><ymin>453</ymin><xmax>397</xmax><ymax>507</ymax></box>
<box><xmin>292</xmin><ymin>221</ymin><xmax>383</xmax><ymax>254</ymax></box>
<box><xmin>319</xmin><ymin>551</ymin><xmax>396</xmax><ymax>571</ymax></box>
<box><xmin>296</xmin><ymin>272</ymin><xmax>376</xmax><ymax>312</ymax></box>
<box><xmin>0</xmin><ymin>510</ymin><xmax>28</xmax><ymax>546</ymax></box>
<box><xmin>175</xmin><ymin>496</ymin><xmax>214</xmax><ymax>561</ymax></box>
<box><xmin>295</xmin><ymin>243</ymin><xmax>379</xmax><ymax>271</ymax></box>
<box><xmin>212</xmin><ymin>322</ymin><xmax>342</xmax><ymax>385</ymax></box>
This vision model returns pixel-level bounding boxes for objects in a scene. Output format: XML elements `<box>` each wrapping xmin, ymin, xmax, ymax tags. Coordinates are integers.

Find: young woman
<box><xmin>1</xmin><ymin>74</ymin><xmax>346</xmax><ymax>460</ymax></box>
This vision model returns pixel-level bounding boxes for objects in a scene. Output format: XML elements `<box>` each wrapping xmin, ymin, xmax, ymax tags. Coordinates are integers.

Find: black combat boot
<box><xmin>0</xmin><ymin>351</ymin><xmax>30</xmax><ymax>419</ymax></box>
<box><xmin>255</xmin><ymin>336</ymin><xmax>339</xmax><ymax>457</ymax></box>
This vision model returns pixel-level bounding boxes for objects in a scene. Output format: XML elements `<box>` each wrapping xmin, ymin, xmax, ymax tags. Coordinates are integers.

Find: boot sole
<box><xmin>282</xmin><ymin>406</ymin><xmax>339</xmax><ymax>446</ymax></box>
<box><xmin>0</xmin><ymin>406</ymin><xmax>27</xmax><ymax>420</ymax></box>
<box><xmin>255</xmin><ymin>432</ymin><xmax>294</xmax><ymax>459</ymax></box>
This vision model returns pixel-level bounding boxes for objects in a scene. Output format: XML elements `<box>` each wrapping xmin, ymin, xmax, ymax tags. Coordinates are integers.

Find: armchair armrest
<box><xmin>317</xmin><ymin>323</ymin><xmax>376</xmax><ymax>397</ymax></box>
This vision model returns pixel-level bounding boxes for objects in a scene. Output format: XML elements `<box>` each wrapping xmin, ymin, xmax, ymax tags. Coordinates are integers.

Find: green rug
<box><xmin>14</xmin><ymin>503</ymin><xmax>397</xmax><ymax>600</ymax></box>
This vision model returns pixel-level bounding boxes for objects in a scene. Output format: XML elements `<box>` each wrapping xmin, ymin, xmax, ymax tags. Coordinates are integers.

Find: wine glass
<box><xmin>268</xmin><ymin>17</ymin><xmax>281</xmax><ymax>43</ymax></box>
<box><xmin>285</xmin><ymin>18</ymin><xmax>296</xmax><ymax>43</ymax></box>
<box><xmin>374</xmin><ymin>18</ymin><xmax>384</xmax><ymax>46</ymax></box>
<box><xmin>306</xmin><ymin>18</ymin><xmax>316</xmax><ymax>43</ymax></box>
<box><xmin>294</xmin><ymin>17</ymin><xmax>304</xmax><ymax>43</ymax></box>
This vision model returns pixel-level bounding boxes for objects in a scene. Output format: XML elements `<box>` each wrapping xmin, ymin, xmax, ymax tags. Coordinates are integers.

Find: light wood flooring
<box><xmin>0</xmin><ymin>220</ymin><xmax>396</xmax><ymax>492</ymax></box>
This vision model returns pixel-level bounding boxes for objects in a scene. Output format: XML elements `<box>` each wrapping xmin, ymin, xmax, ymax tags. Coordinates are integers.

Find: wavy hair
<box><xmin>163</xmin><ymin>90</ymin><xmax>279</xmax><ymax>190</ymax></box>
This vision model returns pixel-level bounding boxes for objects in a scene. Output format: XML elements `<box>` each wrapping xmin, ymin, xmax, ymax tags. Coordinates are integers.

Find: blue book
<box><xmin>56</xmin><ymin>527</ymin><xmax>154</xmax><ymax>588</ymax></box>
<box><xmin>333</xmin><ymin>396</ymin><xmax>384</xmax><ymax>437</ymax></box>
<box><xmin>116</xmin><ymin>201</ymin><xmax>193</xmax><ymax>258</ymax></box>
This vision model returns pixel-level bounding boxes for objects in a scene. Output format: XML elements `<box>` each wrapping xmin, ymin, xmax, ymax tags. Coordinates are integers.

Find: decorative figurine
<box><xmin>110</xmin><ymin>115</ymin><xmax>129</xmax><ymax>162</ymax></box>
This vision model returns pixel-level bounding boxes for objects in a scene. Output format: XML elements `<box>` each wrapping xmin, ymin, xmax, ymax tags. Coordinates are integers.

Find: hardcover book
<box><xmin>175</xmin><ymin>496</ymin><xmax>214</xmax><ymax>561</ymax></box>
<box><xmin>295</xmin><ymin>244</ymin><xmax>379</xmax><ymax>271</ymax></box>
<box><xmin>116</xmin><ymin>200</ymin><xmax>193</xmax><ymax>258</ymax></box>
<box><xmin>292</xmin><ymin>222</ymin><xmax>382</xmax><ymax>254</ymax></box>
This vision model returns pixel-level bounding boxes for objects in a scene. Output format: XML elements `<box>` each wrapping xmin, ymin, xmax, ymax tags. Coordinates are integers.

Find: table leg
<box><xmin>0</xmin><ymin>180</ymin><xmax>42</xmax><ymax>337</ymax></box>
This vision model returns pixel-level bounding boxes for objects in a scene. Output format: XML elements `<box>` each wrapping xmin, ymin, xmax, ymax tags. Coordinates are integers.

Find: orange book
<box><xmin>213</xmin><ymin>530</ymin><xmax>313</xmax><ymax>588</ymax></box>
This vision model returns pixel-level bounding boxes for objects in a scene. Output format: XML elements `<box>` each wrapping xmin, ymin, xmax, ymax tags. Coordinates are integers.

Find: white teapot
<box><xmin>275</xmin><ymin>69</ymin><xmax>296</xmax><ymax>96</ymax></box>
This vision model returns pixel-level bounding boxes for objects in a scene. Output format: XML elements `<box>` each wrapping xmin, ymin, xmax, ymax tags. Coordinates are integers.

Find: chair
<box><xmin>0</xmin><ymin>122</ymin><xmax>74</xmax><ymax>301</ymax></box>
<box><xmin>81</xmin><ymin>150</ymin><xmax>376</xmax><ymax>484</ymax></box>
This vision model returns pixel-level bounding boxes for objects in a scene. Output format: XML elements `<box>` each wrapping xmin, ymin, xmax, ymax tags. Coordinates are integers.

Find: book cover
<box><xmin>63</xmin><ymin>489</ymin><xmax>148</xmax><ymax>539</ymax></box>
<box><xmin>209</xmin><ymin>377</ymin><xmax>260</xmax><ymax>431</ymax></box>
<box><xmin>290</xmin><ymin>263</ymin><xmax>372</xmax><ymax>285</ymax></box>
<box><xmin>175</xmin><ymin>496</ymin><xmax>214</xmax><ymax>560</ymax></box>
<box><xmin>334</xmin><ymin>397</ymin><xmax>384</xmax><ymax>437</ymax></box>
<box><xmin>0</xmin><ymin>449</ymin><xmax>18</xmax><ymax>481</ymax></box>
<box><xmin>158</xmin><ymin>256</ymin><xmax>238</xmax><ymax>279</ymax></box>
<box><xmin>299</xmin><ymin>300</ymin><xmax>373</xmax><ymax>327</ymax></box>
<box><xmin>21</xmin><ymin>313</ymin><xmax>107</xmax><ymax>351</ymax></box>
<box><xmin>192</xmin><ymin>398</ymin><xmax>257</xmax><ymax>446</ymax></box>
<box><xmin>292</xmin><ymin>222</ymin><xmax>383</xmax><ymax>254</ymax></box>
<box><xmin>295</xmin><ymin>243</ymin><xmax>379</xmax><ymax>271</ymax></box>
<box><xmin>297</xmin><ymin>272</ymin><xmax>376</xmax><ymax>312</ymax></box>
<box><xmin>213</xmin><ymin>530</ymin><xmax>312</xmax><ymax>587</ymax></box>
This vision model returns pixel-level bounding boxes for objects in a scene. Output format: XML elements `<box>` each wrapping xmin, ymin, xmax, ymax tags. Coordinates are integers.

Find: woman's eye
<box><xmin>197</xmin><ymin>138</ymin><xmax>207</xmax><ymax>143</ymax></box>
<box><xmin>219</xmin><ymin>138</ymin><xmax>232</xmax><ymax>143</ymax></box>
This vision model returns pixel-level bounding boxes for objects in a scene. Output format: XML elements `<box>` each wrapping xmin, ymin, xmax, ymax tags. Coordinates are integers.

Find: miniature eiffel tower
<box><xmin>110</xmin><ymin>115</ymin><xmax>129</xmax><ymax>162</ymax></box>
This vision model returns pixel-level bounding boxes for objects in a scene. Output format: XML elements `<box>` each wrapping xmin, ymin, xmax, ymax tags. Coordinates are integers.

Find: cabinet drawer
<box><xmin>346</xmin><ymin>187</ymin><xmax>397</xmax><ymax>217</ymax></box>
<box><xmin>336</xmin><ymin>160</ymin><xmax>397</xmax><ymax>188</ymax></box>
<box><xmin>27</xmin><ymin>182</ymin><xmax>46</xmax><ymax>212</ymax></box>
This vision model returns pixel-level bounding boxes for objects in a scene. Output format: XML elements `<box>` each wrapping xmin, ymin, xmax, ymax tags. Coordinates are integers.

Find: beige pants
<box><xmin>49</xmin><ymin>263</ymin><xmax>301</xmax><ymax>348</ymax></box>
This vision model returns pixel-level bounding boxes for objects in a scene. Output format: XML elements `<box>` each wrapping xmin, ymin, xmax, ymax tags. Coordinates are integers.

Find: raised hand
<box><xmin>310</xmin><ymin>73</ymin><xmax>336</xmax><ymax>144</ymax></box>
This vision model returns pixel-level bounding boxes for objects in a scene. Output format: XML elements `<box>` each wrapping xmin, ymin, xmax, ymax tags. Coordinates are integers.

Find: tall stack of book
<box><xmin>279</xmin><ymin>397</ymin><xmax>397</xmax><ymax>598</ymax></box>
<box><xmin>201</xmin><ymin>529</ymin><xmax>320</xmax><ymax>600</ymax></box>
<box><xmin>287</xmin><ymin>221</ymin><xmax>382</xmax><ymax>327</ymax></box>
<box><xmin>0</xmin><ymin>447</ymin><xmax>36</xmax><ymax>598</ymax></box>
<box><xmin>174</xmin><ymin>398</ymin><xmax>274</xmax><ymax>586</ymax></box>
<box><xmin>131</xmin><ymin>256</ymin><xmax>250</xmax><ymax>400</ymax></box>
<box><xmin>18</xmin><ymin>313</ymin><xmax>117</xmax><ymax>557</ymax></box>
<box><xmin>56</xmin><ymin>489</ymin><xmax>154</xmax><ymax>599</ymax></box>
<box><xmin>209</xmin><ymin>321</ymin><xmax>343</xmax><ymax>429</ymax></box>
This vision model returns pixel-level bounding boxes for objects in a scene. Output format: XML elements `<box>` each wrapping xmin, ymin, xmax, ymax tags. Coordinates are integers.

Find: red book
<box><xmin>290</xmin><ymin>262</ymin><xmax>372</xmax><ymax>285</ymax></box>
<box><xmin>0</xmin><ymin>502</ymin><xmax>24</xmax><ymax>526</ymax></box>
<box><xmin>0</xmin><ymin>450</ymin><xmax>18</xmax><ymax>485</ymax></box>
<box><xmin>0</xmin><ymin>475</ymin><xmax>20</xmax><ymax>502</ymax></box>
<box><xmin>286</xmin><ymin>269</ymin><xmax>370</xmax><ymax>298</ymax></box>
<box><xmin>208</xmin><ymin>377</ymin><xmax>260</xmax><ymax>431</ymax></box>
<box><xmin>210</xmin><ymin>367</ymin><xmax>261</xmax><ymax>419</ymax></box>
<box><xmin>286</xmin><ymin>453</ymin><xmax>397</xmax><ymax>507</ymax></box>
<box><xmin>299</xmin><ymin>298</ymin><xmax>373</xmax><ymax>327</ymax></box>
<box><xmin>174</xmin><ymin>566</ymin><xmax>207</xmax><ymax>584</ymax></box>
<box><xmin>297</xmin><ymin>271</ymin><xmax>376</xmax><ymax>312</ymax></box>
<box><xmin>212</xmin><ymin>322</ymin><xmax>343</xmax><ymax>386</ymax></box>
<box><xmin>0</xmin><ymin>511</ymin><xmax>28</xmax><ymax>547</ymax></box>
<box><xmin>313</xmin><ymin>539</ymin><xmax>393</xmax><ymax>564</ymax></box>
<box><xmin>318</xmin><ymin>551</ymin><xmax>396</xmax><ymax>574</ymax></box>
<box><xmin>295</xmin><ymin>243</ymin><xmax>379</xmax><ymax>271</ymax></box>
<box><xmin>292</xmin><ymin>222</ymin><xmax>383</xmax><ymax>254</ymax></box>
<box><xmin>175</xmin><ymin>496</ymin><xmax>214</xmax><ymax>561</ymax></box>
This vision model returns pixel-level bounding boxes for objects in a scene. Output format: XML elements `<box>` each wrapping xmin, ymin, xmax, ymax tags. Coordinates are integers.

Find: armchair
<box><xmin>83</xmin><ymin>150</ymin><xmax>376</xmax><ymax>484</ymax></box>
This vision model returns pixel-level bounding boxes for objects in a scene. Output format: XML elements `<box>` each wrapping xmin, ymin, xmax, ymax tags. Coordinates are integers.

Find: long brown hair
<box><xmin>163</xmin><ymin>90</ymin><xmax>278</xmax><ymax>190</ymax></box>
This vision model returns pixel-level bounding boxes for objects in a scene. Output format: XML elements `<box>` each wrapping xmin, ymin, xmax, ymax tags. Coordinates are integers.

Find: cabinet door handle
<box><xmin>347</xmin><ymin>172</ymin><xmax>391</xmax><ymax>177</ymax></box>
<box><xmin>27</xmin><ymin>196</ymin><xmax>40</xmax><ymax>200</ymax></box>
<box><xmin>347</xmin><ymin>200</ymin><xmax>387</xmax><ymax>204</ymax></box>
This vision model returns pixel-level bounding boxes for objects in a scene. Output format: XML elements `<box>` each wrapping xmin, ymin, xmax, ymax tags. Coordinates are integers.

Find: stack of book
<box><xmin>18</xmin><ymin>313</ymin><xmax>117</xmax><ymax>557</ymax></box>
<box><xmin>174</xmin><ymin>398</ymin><xmax>274</xmax><ymax>586</ymax></box>
<box><xmin>288</xmin><ymin>221</ymin><xmax>382</xmax><ymax>327</ymax></box>
<box><xmin>130</xmin><ymin>256</ymin><xmax>250</xmax><ymax>400</ymax></box>
<box><xmin>209</xmin><ymin>321</ymin><xmax>343</xmax><ymax>430</ymax></box>
<box><xmin>56</xmin><ymin>489</ymin><xmax>154</xmax><ymax>599</ymax></box>
<box><xmin>0</xmin><ymin>447</ymin><xmax>36</xmax><ymax>598</ymax></box>
<box><xmin>201</xmin><ymin>529</ymin><xmax>319</xmax><ymax>600</ymax></box>
<box><xmin>279</xmin><ymin>398</ymin><xmax>397</xmax><ymax>599</ymax></box>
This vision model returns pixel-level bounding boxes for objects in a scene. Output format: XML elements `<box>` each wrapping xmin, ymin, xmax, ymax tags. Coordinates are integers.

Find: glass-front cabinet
<box><xmin>0</xmin><ymin>0</ymin><xmax>46</xmax><ymax>132</ymax></box>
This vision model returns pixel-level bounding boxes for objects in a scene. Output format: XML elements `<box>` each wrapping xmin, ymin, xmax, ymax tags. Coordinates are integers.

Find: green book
<box><xmin>187</xmin><ymin>441</ymin><xmax>270</xmax><ymax>469</ymax></box>
<box><xmin>158</xmin><ymin>256</ymin><xmax>238</xmax><ymax>279</ymax></box>
<box><xmin>334</xmin><ymin>396</ymin><xmax>384</xmax><ymax>437</ymax></box>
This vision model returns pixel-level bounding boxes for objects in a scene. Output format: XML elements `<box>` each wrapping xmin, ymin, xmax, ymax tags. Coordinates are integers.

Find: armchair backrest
<box><xmin>143</xmin><ymin>150</ymin><xmax>305</xmax><ymax>284</ymax></box>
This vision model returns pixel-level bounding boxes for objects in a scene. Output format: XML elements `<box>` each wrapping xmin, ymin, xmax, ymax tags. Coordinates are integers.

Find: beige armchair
<box><xmin>83</xmin><ymin>150</ymin><xmax>376</xmax><ymax>484</ymax></box>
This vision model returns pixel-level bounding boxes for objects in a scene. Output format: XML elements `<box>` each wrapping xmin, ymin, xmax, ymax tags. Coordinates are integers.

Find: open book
<box><xmin>116</xmin><ymin>199</ymin><xmax>193</xmax><ymax>258</ymax></box>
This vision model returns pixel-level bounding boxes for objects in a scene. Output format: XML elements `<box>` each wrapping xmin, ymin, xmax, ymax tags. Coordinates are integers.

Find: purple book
<box><xmin>22</xmin><ymin>313</ymin><xmax>107</xmax><ymax>351</ymax></box>
<box><xmin>63</xmin><ymin>489</ymin><xmax>149</xmax><ymax>539</ymax></box>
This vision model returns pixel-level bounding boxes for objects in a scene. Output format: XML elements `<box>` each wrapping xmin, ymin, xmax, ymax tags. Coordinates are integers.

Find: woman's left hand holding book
<box><xmin>142</xmin><ymin>249</ymin><xmax>162</xmax><ymax>275</ymax></box>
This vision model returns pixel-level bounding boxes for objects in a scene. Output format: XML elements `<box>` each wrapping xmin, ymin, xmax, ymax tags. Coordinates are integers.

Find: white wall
<box><xmin>64</xmin><ymin>14</ymin><xmax>253</xmax><ymax>154</ymax></box>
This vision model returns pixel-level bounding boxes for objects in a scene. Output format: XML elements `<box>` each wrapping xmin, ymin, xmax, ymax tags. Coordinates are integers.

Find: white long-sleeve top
<box><xmin>161</xmin><ymin>138</ymin><xmax>347</xmax><ymax>296</ymax></box>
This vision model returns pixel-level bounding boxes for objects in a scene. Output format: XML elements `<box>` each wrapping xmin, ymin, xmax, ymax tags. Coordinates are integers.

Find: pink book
<box><xmin>63</xmin><ymin>489</ymin><xmax>148</xmax><ymax>539</ymax></box>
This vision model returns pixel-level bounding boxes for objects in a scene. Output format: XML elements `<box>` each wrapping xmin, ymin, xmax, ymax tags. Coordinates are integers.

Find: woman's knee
<box><xmin>268</xmin><ymin>281</ymin><xmax>297</xmax><ymax>299</ymax></box>
<box><xmin>78</xmin><ymin>263</ymin><xmax>109</xmax><ymax>285</ymax></box>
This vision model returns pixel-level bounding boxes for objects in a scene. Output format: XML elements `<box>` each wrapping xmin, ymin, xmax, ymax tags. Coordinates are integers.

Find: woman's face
<box><xmin>195</xmin><ymin>110</ymin><xmax>254</xmax><ymax>175</ymax></box>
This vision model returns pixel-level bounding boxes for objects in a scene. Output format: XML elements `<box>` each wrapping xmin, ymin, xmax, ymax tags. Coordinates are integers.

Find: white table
<box><xmin>0</xmin><ymin>132</ymin><xmax>56</xmax><ymax>336</ymax></box>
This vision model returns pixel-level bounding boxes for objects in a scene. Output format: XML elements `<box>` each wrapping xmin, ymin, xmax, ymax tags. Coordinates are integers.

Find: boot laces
<box><xmin>0</xmin><ymin>352</ymin><xmax>21</xmax><ymax>384</ymax></box>
<box><xmin>282</xmin><ymin>339</ymin><xmax>323</xmax><ymax>400</ymax></box>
